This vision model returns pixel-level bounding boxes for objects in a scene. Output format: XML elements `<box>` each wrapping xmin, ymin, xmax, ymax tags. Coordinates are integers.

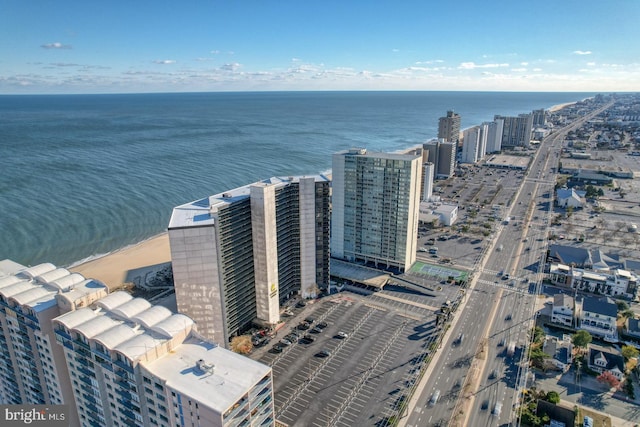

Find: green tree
<box><xmin>621</xmin><ymin>345</ymin><xmax>639</xmax><ymax>361</ymax></box>
<box><xmin>545</xmin><ymin>391</ymin><xmax>560</xmax><ymax>404</ymax></box>
<box><xmin>572</xmin><ymin>330</ymin><xmax>592</xmax><ymax>353</ymax></box>
<box><xmin>616</xmin><ymin>300</ymin><xmax>629</xmax><ymax>311</ymax></box>
<box><xmin>533</xmin><ymin>326</ymin><xmax>545</xmax><ymax>344</ymax></box>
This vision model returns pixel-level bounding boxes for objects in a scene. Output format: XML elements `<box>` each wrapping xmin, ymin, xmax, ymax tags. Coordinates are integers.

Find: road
<box><xmin>402</xmin><ymin>100</ymin><xmax>614</xmax><ymax>427</ymax></box>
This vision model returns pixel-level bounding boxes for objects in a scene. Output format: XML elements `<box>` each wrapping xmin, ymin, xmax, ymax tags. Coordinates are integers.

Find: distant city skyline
<box><xmin>1</xmin><ymin>0</ymin><xmax>639</xmax><ymax>94</ymax></box>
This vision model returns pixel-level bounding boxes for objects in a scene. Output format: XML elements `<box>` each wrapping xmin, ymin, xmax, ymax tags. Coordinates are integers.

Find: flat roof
<box><xmin>169</xmin><ymin>175</ymin><xmax>330</xmax><ymax>229</ymax></box>
<box><xmin>335</xmin><ymin>148</ymin><xmax>421</xmax><ymax>162</ymax></box>
<box><xmin>144</xmin><ymin>337</ymin><xmax>271</xmax><ymax>414</ymax></box>
<box><xmin>484</xmin><ymin>154</ymin><xmax>530</xmax><ymax>169</ymax></box>
<box><xmin>330</xmin><ymin>259</ymin><xmax>391</xmax><ymax>289</ymax></box>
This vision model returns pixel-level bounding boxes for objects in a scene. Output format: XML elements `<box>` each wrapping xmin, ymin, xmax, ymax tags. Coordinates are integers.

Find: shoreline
<box><xmin>69</xmin><ymin>100</ymin><xmax>580</xmax><ymax>288</ymax></box>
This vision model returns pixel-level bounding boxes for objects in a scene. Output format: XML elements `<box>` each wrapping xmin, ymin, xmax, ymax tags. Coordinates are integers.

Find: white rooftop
<box><xmin>168</xmin><ymin>175</ymin><xmax>330</xmax><ymax>229</ymax></box>
<box><xmin>144</xmin><ymin>337</ymin><xmax>271</xmax><ymax>414</ymax></box>
<box><xmin>55</xmin><ymin>291</ymin><xmax>195</xmax><ymax>364</ymax></box>
<box><xmin>0</xmin><ymin>261</ymin><xmax>108</xmax><ymax>313</ymax></box>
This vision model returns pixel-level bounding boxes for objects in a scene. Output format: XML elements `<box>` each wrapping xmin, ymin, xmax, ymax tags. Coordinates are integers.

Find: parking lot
<box><xmin>254</xmin><ymin>293</ymin><xmax>442</xmax><ymax>427</ymax></box>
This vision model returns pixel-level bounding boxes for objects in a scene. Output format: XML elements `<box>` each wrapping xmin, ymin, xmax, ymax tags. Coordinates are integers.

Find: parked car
<box><xmin>315</xmin><ymin>349</ymin><xmax>331</xmax><ymax>358</ymax></box>
<box><xmin>336</xmin><ymin>331</ymin><xmax>349</xmax><ymax>339</ymax></box>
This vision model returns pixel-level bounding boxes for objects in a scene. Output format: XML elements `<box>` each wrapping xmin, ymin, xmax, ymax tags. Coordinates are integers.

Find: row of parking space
<box><xmin>366</xmin><ymin>294</ymin><xmax>434</xmax><ymax>318</ymax></box>
<box><xmin>257</xmin><ymin>296</ymin><xmax>434</xmax><ymax>427</ymax></box>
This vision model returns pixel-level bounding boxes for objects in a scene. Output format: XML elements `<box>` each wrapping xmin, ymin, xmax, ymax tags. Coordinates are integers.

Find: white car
<box><xmin>337</xmin><ymin>331</ymin><xmax>349</xmax><ymax>339</ymax></box>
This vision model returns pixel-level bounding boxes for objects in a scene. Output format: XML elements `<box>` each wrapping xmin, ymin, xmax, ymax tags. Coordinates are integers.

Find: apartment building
<box><xmin>422</xmin><ymin>139</ymin><xmax>456</xmax><ymax>179</ymax></box>
<box><xmin>331</xmin><ymin>148</ymin><xmax>421</xmax><ymax>272</ymax></box>
<box><xmin>1</xmin><ymin>260</ymin><xmax>274</xmax><ymax>427</ymax></box>
<box><xmin>438</xmin><ymin>110</ymin><xmax>461</xmax><ymax>147</ymax></box>
<box><xmin>53</xmin><ymin>291</ymin><xmax>274</xmax><ymax>427</ymax></box>
<box><xmin>168</xmin><ymin>175</ymin><xmax>330</xmax><ymax>346</ymax></box>
<box><xmin>0</xmin><ymin>259</ymin><xmax>109</xmax><ymax>426</ymax></box>
<box><xmin>494</xmin><ymin>113</ymin><xmax>533</xmax><ymax>147</ymax></box>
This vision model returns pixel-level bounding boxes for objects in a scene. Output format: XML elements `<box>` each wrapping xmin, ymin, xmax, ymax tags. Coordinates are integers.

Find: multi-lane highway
<box><xmin>402</xmin><ymin>100</ymin><xmax>613</xmax><ymax>427</ymax></box>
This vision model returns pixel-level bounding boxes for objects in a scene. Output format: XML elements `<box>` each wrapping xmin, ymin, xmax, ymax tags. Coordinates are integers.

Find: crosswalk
<box><xmin>475</xmin><ymin>278</ymin><xmax>532</xmax><ymax>295</ymax></box>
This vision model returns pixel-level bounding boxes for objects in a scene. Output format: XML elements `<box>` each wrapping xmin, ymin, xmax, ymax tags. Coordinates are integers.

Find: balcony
<box><xmin>77</xmin><ymin>365</ymin><xmax>95</xmax><ymax>378</ymax></box>
<box><xmin>113</xmin><ymin>358</ymin><xmax>134</xmax><ymax>373</ymax></box>
<box><xmin>78</xmin><ymin>375</ymin><xmax>93</xmax><ymax>385</ymax></box>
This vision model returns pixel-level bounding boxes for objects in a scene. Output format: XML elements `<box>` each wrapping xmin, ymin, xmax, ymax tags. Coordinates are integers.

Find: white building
<box><xmin>549</xmin><ymin>263</ymin><xmax>638</xmax><ymax>300</ymax></box>
<box><xmin>0</xmin><ymin>259</ymin><xmax>109</xmax><ymax>427</ymax></box>
<box><xmin>422</xmin><ymin>162</ymin><xmax>434</xmax><ymax>201</ymax></box>
<box><xmin>578</xmin><ymin>296</ymin><xmax>618</xmax><ymax>342</ymax></box>
<box><xmin>484</xmin><ymin>119</ymin><xmax>504</xmax><ymax>153</ymax></box>
<box><xmin>53</xmin><ymin>291</ymin><xmax>274</xmax><ymax>427</ymax></box>
<box><xmin>461</xmin><ymin>126</ymin><xmax>481</xmax><ymax>164</ymax></box>
<box><xmin>550</xmin><ymin>293</ymin><xmax>575</xmax><ymax>327</ymax></box>
<box><xmin>556</xmin><ymin>188</ymin><xmax>584</xmax><ymax>209</ymax></box>
<box><xmin>332</xmin><ymin>148</ymin><xmax>421</xmax><ymax>271</ymax></box>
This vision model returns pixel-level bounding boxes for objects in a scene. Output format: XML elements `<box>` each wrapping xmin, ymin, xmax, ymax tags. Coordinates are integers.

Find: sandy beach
<box><xmin>70</xmin><ymin>233</ymin><xmax>171</xmax><ymax>290</ymax></box>
<box><xmin>549</xmin><ymin>101</ymin><xmax>577</xmax><ymax>112</ymax></box>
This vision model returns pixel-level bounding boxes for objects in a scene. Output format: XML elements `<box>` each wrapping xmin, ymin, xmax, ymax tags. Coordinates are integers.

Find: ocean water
<box><xmin>0</xmin><ymin>91</ymin><xmax>596</xmax><ymax>267</ymax></box>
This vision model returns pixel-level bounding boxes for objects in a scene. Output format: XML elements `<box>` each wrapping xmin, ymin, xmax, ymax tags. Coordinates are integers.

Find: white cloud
<box><xmin>511</xmin><ymin>68</ymin><xmax>527</xmax><ymax>72</ymax></box>
<box><xmin>416</xmin><ymin>60</ymin><xmax>444</xmax><ymax>65</ymax></box>
<box><xmin>587</xmin><ymin>62</ymin><xmax>596</xmax><ymax>66</ymax></box>
<box><xmin>532</xmin><ymin>68</ymin><xmax>542</xmax><ymax>72</ymax></box>
<box><xmin>520</xmin><ymin>62</ymin><xmax>529</xmax><ymax>66</ymax></box>
<box><xmin>41</xmin><ymin>42</ymin><xmax>72</xmax><ymax>49</ymax></box>
<box><xmin>210</xmin><ymin>50</ymin><xmax>220</xmax><ymax>54</ymax></box>
<box><xmin>220</xmin><ymin>62</ymin><xmax>241</xmax><ymax>71</ymax></box>
<box><xmin>458</xmin><ymin>62</ymin><xmax>509</xmax><ymax>70</ymax></box>
<box><xmin>153</xmin><ymin>60</ymin><xmax>176</xmax><ymax>65</ymax></box>
<box><xmin>572</xmin><ymin>50</ymin><xmax>592</xmax><ymax>55</ymax></box>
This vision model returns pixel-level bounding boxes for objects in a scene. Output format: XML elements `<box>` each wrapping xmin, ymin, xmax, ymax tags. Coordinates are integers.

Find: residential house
<box><xmin>578</xmin><ymin>296</ymin><xmax>618</xmax><ymax>342</ymax></box>
<box><xmin>550</xmin><ymin>294</ymin><xmax>575</xmax><ymax>327</ymax></box>
<box><xmin>587</xmin><ymin>344</ymin><xmax>626</xmax><ymax>381</ymax></box>
<box><xmin>542</xmin><ymin>335</ymin><xmax>573</xmax><ymax>372</ymax></box>
<box><xmin>624</xmin><ymin>317</ymin><xmax>640</xmax><ymax>340</ymax></box>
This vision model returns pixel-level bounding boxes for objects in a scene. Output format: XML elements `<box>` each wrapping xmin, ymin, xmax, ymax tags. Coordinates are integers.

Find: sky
<box><xmin>1</xmin><ymin>0</ymin><xmax>639</xmax><ymax>94</ymax></box>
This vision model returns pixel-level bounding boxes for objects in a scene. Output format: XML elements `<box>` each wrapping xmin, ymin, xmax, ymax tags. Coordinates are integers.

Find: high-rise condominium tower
<box><xmin>422</xmin><ymin>139</ymin><xmax>456</xmax><ymax>179</ymax></box>
<box><xmin>438</xmin><ymin>110</ymin><xmax>461</xmax><ymax>147</ymax></box>
<box><xmin>0</xmin><ymin>260</ymin><xmax>109</xmax><ymax>427</ymax></box>
<box><xmin>494</xmin><ymin>113</ymin><xmax>533</xmax><ymax>147</ymax></box>
<box><xmin>331</xmin><ymin>148</ymin><xmax>421</xmax><ymax>272</ymax></box>
<box><xmin>168</xmin><ymin>175</ymin><xmax>330</xmax><ymax>346</ymax></box>
<box><xmin>1</xmin><ymin>260</ymin><xmax>274</xmax><ymax>427</ymax></box>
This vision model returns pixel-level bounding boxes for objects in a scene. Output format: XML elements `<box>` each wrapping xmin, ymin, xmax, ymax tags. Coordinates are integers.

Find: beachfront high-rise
<box><xmin>483</xmin><ymin>119</ymin><xmax>504</xmax><ymax>153</ymax></box>
<box><xmin>494</xmin><ymin>113</ymin><xmax>533</xmax><ymax>147</ymax></box>
<box><xmin>422</xmin><ymin>139</ymin><xmax>456</xmax><ymax>179</ymax></box>
<box><xmin>53</xmin><ymin>291</ymin><xmax>274</xmax><ymax>427</ymax></box>
<box><xmin>437</xmin><ymin>110</ymin><xmax>461</xmax><ymax>148</ymax></box>
<box><xmin>168</xmin><ymin>175</ymin><xmax>330</xmax><ymax>346</ymax></box>
<box><xmin>0</xmin><ymin>259</ymin><xmax>109</xmax><ymax>427</ymax></box>
<box><xmin>422</xmin><ymin>162</ymin><xmax>435</xmax><ymax>201</ymax></box>
<box><xmin>1</xmin><ymin>260</ymin><xmax>274</xmax><ymax>427</ymax></box>
<box><xmin>331</xmin><ymin>148</ymin><xmax>421</xmax><ymax>272</ymax></box>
